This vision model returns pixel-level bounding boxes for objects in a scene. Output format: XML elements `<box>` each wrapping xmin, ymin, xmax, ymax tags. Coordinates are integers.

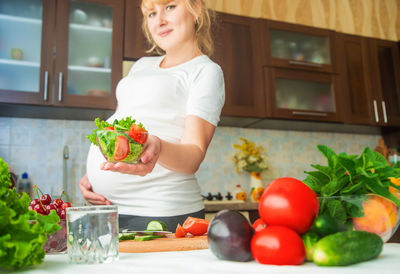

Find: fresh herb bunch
<box><xmin>0</xmin><ymin>158</ymin><xmax>61</xmax><ymax>270</ymax></box>
<box><xmin>304</xmin><ymin>145</ymin><xmax>400</xmax><ymax>225</ymax></box>
<box><xmin>87</xmin><ymin>116</ymin><xmax>145</xmax><ymax>145</ymax></box>
<box><xmin>232</xmin><ymin>137</ymin><xmax>268</xmax><ymax>173</ymax></box>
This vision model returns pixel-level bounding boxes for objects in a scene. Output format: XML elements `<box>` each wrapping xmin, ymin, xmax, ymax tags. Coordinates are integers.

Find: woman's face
<box><xmin>146</xmin><ymin>0</ymin><xmax>197</xmax><ymax>52</ymax></box>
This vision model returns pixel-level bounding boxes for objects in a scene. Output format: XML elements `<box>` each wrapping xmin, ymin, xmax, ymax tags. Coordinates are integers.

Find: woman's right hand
<box><xmin>79</xmin><ymin>173</ymin><xmax>112</xmax><ymax>205</ymax></box>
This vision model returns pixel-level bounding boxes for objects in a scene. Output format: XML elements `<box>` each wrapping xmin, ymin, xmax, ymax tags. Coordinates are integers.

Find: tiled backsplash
<box><xmin>0</xmin><ymin>117</ymin><xmax>381</xmax><ymax>204</ymax></box>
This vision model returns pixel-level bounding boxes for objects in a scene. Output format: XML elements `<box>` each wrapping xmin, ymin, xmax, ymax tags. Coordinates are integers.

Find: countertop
<box><xmin>203</xmin><ymin>200</ymin><xmax>259</xmax><ymax>212</ymax></box>
<box><xmin>4</xmin><ymin>243</ymin><xmax>399</xmax><ymax>274</ymax></box>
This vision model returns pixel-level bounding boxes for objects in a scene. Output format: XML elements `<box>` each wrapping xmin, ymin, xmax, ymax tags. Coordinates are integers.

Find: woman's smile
<box><xmin>158</xmin><ymin>29</ymin><xmax>173</xmax><ymax>37</ymax></box>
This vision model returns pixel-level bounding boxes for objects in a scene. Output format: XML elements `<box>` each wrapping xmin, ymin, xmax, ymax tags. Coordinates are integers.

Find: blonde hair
<box><xmin>140</xmin><ymin>0</ymin><xmax>214</xmax><ymax>56</ymax></box>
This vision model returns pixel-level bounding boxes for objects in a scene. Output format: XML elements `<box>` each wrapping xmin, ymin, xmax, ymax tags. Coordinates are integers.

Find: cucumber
<box><xmin>119</xmin><ymin>233</ymin><xmax>136</xmax><ymax>241</ymax></box>
<box><xmin>313</xmin><ymin>230</ymin><xmax>383</xmax><ymax>266</ymax></box>
<box><xmin>313</xmin><ymin>214</ymin><xmax>343</xmax><ymax>237</ymax></box>
<box><xmin>146</xmin><ymin>220</ymin><xmax>168</xmax><ymax>231</ymax></box>
<box><xmin>302</xmin><ymin>231</ymin><xmax>320</xmax><ymax>261</ymax></box>
<box><xmin>134</xmin><ymin>235</ymin><xmax>163</xmax><ymax>241</ymax></box>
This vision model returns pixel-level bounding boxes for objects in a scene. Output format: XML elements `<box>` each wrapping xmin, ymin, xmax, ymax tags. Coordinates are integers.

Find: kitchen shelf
<box><xmin>0</xmin><ymin>13</ymin><xmax>41</xmax><ymax>24</ymax></box>
<box><xmin>204</xmin><ymin>201</ymin><xmax>258</xmax><ymax>212</ymax></box>
<box><xmin>68</xmin><ymin>65</ymin><xmax>111</xmax><ymax>73</ymax></box>
<box><xmin>204</xmin><ymin>201</ymin><xmax>259</xmax><ymax>223</ymax></box>
<box><xmin>69</xmin><ymin>23</ymin><xmax>112</xmax><ymax>33</ymax></box>
<box><xmin>0</xmin><ymin>58</ymin><xmax>40</xmax><ymax>67</ymax></box>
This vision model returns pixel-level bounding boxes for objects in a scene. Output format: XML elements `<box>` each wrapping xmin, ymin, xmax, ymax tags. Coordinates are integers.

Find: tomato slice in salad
<box><xmin>129</xmin><ymin>124</ymin><xmax>148</xmax><ymax>144</ymax></box>
<box><xmin>113</xmin><ymin>135</ymin><xmax>130</xmax><ymax>161</ymax></box>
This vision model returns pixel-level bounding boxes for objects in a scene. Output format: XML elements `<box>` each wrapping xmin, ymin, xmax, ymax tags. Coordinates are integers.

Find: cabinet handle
<box><xmin>43</xmin><ymin>71</ymin><xmax>48</xmax><ymax>101</ymax></box>
<box><xmin>382</xmin><ymin>101</ymin><xmax>388</xmax><ymax>123</ymax></box>
<box><xmin>288</xmin><ymin>60</ymin><xmax>323</xmax><ymax>68</ymax></box>
<box><xmin>292</xmin><ymin>111</ymin><xmax>327</xmax><ymax>117</ymax></box>
<box><xmin>373</xmin><ymin>100</ymin><xmax>379</xmax><ymax>123</ymax></box>
<box><xmin>58</xmin><ymin>72</ymin><xmax>63</xmax><ymax>102</ymax></box>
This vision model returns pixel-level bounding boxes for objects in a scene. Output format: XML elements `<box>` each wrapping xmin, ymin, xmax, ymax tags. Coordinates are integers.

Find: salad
<box><xmin>87</xmin><ymin>117</ymin><xmax>148</xmax><ymax>163</ymax></box>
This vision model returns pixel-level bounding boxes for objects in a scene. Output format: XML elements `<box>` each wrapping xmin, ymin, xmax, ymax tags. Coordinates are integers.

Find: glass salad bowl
<box><xmin>318</xmin><ymin>194</ymin><xmax>400</xmax><ymax>242</ymax></box>
<box><xmin>96</xmin><ymin>129</ymin><xmax>147</xmax><ymax>164</ymax></box>
<box><xmin>44</xmin><ymin>219</ymin><xmax>67</xmax><ymax>253</ymax></box>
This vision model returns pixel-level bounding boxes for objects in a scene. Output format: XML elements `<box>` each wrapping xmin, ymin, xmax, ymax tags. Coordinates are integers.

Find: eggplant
<box><xmin>207</xmin><ymin>209</ymin><xmax>254</xmax><ymax>262</ymax></box>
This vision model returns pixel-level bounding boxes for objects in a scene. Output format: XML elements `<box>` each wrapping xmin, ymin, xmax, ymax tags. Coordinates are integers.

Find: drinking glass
<box><xmin>66</xmin><ymin>205</ymin><xmax>119</xmax><ymax>264</ymax></box>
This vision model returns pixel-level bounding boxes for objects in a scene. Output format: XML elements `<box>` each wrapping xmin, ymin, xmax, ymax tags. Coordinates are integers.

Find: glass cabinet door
<box><xmin>67</xmin><ymin>1</ymin><xmax>112</xmax><ymax>96</ymax></box>
<box><xmin>270</xmin><ymin>29</ymin><xmax>330</xmax><ymax>65</ymax></box>
<box><xmin>266</xmin><ymin>68</ymin><xmax>339</xmax><ymax>121</ymax></box>
<box><xmin>55</xmin><ymin>0</ymin><xmax>122</xmax><ymax>109</ymax></box>
<box><xmin>0</xmin><ymin>0</ymin><xmax>43</xmax><ymax>93</ymax></box>
<box><xmin>275</xmin><ymin>78</ymin><xmax>334</xmax><ymax>112</ymax></box>
<box><xmin>263</xmin><ymin>21</ymin><xmax>335</xmax><ymax>73</ymax></box>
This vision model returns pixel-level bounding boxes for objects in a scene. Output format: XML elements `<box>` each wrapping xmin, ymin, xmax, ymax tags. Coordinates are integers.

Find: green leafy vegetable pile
<box><xmin>304</xmin><ymin>145</ymin><xmax>400</xmax><ymax>226</ymax></box>
<box><xmin>0</xmin><ymin>158</ymin><xmax>61</xmax><ymax>270</ymax></box>
<box><xmin>87</xmin><ymin>117</ymin><xmax>144</xmax><ymax>145</ymax></box>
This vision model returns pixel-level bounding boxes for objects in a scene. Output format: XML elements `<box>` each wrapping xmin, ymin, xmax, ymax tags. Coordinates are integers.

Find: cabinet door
<box><xmin>54</xmin><ymin>0</ymin><xmax>123</xmax><ymax>109</ymax></box>
<box><xmin>213</xmin><ymin>13</ymin><xmax>266</xmax><ymax>117</ymax></box>
<box><xmin>265</xmin><ymin>67</ymin><xmax>340</xmax><ymax>122</ymax></box>
<box><xmin>124</xmin><ymin>0</ymin><xmax>148</xmax><ymax>59</ymax></box>
<box><xmin>262</xmin><ymin>20</ymin><xmax>336</xmax><ymax>73</ymax></box>
<box><xmin>0</xmin><ymin>0</ymin><xmax>55</xmax><ymax>105</ymax></box>
<box><xmin>336</xmin><ymin>33</ymin><xmax>375</xmax><ymax>125</ymax></box>
<box><xmin>369</xmin><ymin>39</ymin><xmax>400</xmax><ymax>126</ymax></box>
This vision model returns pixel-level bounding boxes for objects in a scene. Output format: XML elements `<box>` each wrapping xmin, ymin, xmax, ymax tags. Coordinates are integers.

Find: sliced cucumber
<box><xmin>146</xmin><ymin>220</ymin><xmax>168</xmax><ymax>231</ymax></box>
<box><xmin>134</xmin><ymin>235</ymin><xmax>164</xmax><ymax>241</ymax></box>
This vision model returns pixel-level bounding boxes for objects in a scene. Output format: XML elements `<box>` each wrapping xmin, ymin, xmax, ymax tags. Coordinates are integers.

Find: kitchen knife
<box><xmin>121</xmin><ymin>229</ymin><xmax>172</xmax><ymax>235</ymax></box>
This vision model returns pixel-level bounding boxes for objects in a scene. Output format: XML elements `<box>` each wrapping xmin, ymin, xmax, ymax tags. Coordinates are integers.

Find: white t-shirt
<box><xmin>86</xmin><ymin>55</ymin><xmax>225</xmax><ymax>216</ymax></box>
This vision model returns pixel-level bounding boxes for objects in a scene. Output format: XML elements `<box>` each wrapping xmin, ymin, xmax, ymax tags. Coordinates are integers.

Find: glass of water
<box><xmin>66</xmin><ymin>205</ymin><xmax>119</xmax><ymax>264</ymax></box>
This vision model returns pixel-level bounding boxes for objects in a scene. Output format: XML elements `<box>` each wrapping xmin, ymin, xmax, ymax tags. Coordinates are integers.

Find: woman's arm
<box><xmin>157</xmin><ymin>115</ymin><xmax>215</xmax><ymax>174</ymax></box>
<box><xmin>101</xmin><ymin>115</ymin><xmax>216</xmax><ymax>175</ymax></box>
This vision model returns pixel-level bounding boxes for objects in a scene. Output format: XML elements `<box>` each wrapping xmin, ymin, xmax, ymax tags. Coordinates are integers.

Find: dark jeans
<box><xmin>119</xmin><ymin>209</ymin><xmax>205</xmax><ymax>231</ymax></box>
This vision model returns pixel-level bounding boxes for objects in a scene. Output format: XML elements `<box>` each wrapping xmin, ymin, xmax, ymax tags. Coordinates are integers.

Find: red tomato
<box><xmin>252</xmin><ymin>218</ymin><xmax>266</xmax><ymax>232</ymax></box>
<box><xmin>114</xmin><ymin>135</ymin><xmax>130</xmax><ymax>161</ymax></box>
<box><xmin>258</xmin><ymin>177</ymin><xmax>319</xmax><ymax>234</ymax></box>
<box><xmin>129</xmin><ymin>124</ymin><xmax>148</xmax><ymax>144</ymax></box>
<box><xmin>251</xmin><ymin>226</ymin><xmax>305</xmax><ymax>265</ymax></box>
<box><xmin>182</xmin><ymin>217</ymin><xmax>210</xmax><ymax>236</ymax></box>
<box><xmin>105</xmin><ymin>126</ymin><xmax>115</xmax><ymax>131</ymax></box>
<box><xmin>175</xmin><ymin>223</ymin><xmax>187</xmax><ymax>238</ymax></box>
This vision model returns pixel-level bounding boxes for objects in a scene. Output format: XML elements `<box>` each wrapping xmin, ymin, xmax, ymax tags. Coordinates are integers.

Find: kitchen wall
<box><xmin>0</xmin><ymin>117</ymin><xmax>380</xmax><ymax>204</ymax></box>
<box><xmin>206</xmin><ymin>0</ymin><xmax>400</xmax><ymax>41</ymax></box>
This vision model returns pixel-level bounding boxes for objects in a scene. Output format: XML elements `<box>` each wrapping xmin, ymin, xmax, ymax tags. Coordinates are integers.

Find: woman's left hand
<box><xmin>100</xmin><ymin>135</ymin><xmax>161</xmax><ymax>176</ymax></box>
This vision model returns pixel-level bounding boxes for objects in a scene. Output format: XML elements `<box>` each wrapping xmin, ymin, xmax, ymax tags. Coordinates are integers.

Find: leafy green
<box><xmin>304</xmin><ymin>145</ymin><xmax>400</xmax><ymax>226</ymax></box>
<box><xmin>87</xmin><ymin>116</ymin><xmax>145</xmax><ymax>145</ymax></box>
<box><xmin>0</xmin><ymin>158</ymin><xmax>61</xmax><ymax>270</ymax></box>
<box><xmin>87</xmin><ymin>118</ymin><xmax>113</xmax><ymax>145</ymax></box>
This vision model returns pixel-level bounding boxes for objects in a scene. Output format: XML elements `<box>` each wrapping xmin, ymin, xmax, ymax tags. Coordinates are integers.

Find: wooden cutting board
<box><xmin>119</xmin><ymin>235</ymin><xmax>208</xmax><ymax>253</ymax></box>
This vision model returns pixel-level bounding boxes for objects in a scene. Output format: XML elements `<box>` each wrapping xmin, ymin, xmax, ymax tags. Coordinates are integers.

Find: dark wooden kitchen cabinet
<box><xmin>369</xmin><ymin>39</ymin><xmax>400</xmax><ymax>126</ymax></box>
<box><xmin>0</xmin><ymin>0</ymin><xmax>123</xmax><ymax>111</ymax></box>
<box><xmin>336</xmin><ymin>33</ymin><xmax>375</xmax><ymax>125</ymax></box>
<box><xmin>261</xmin><ymin>20</ymin><xmax>336</xmax><ymax>73</ymax></box>
<box><xmin>212</xmin><ymin>12</ymin><xmax>266</xmax><ymax>117</ymax></box>
<box><xmin>337</xmin><ymin>33</ymin><xmax>400</xmax><ymax>127</ymax></box>
<box><xmin>260</xmin><ymin>19</ymin><xmax>342</xmax><ymax>122</ymax></box>
<box><xmin>123</xmin><ymin>0</ymin><xmax>148</xmax><ymax>60</ymax></box>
